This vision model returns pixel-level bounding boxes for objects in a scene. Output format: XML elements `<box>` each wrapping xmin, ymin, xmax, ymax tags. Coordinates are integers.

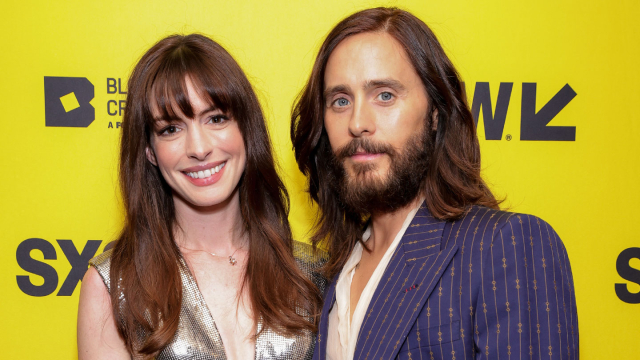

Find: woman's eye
<box><xmin>159</xmin><ymin>125</ymin><xmax>180</xmax><ymax>136</ymax></box>
<box><xmin>378</xmin><ymin>92</ymin><xmax>394</xmax><ymax>101</ymax></box>
<box><xmin>333</xmin><ymin>98</ymin><xmax>350</xmax><ymax>107</ymax></box>
<box><xmin>208</xmin><ymin>115</ymin><xmax>229</xmax><ymax>124</ymax></box>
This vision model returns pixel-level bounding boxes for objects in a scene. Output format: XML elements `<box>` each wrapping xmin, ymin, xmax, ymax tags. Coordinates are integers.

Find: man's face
<box><xmin>323</xmin><ymin>31</ymin><xmax>433</xmax><ymax>213</ymax></box>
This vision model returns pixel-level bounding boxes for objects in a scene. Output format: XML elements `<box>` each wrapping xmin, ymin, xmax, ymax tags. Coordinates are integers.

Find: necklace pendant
<box><xmin>229</xmin><ymin>256</ymin><xmax>237</xmax><ymax>266</ymax></box>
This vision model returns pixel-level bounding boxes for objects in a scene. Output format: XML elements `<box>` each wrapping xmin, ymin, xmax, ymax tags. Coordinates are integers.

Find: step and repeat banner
<box><xmin>1</xmin><ymin>0</ymin><xmax>638</xmax><ymax>358</ymax></box>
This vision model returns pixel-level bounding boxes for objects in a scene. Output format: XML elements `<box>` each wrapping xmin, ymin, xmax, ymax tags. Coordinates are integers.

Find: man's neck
<box><xmin>367</xmin><ymin>196</ymin><xmax>423</xmax><ymax>254</ymax></box>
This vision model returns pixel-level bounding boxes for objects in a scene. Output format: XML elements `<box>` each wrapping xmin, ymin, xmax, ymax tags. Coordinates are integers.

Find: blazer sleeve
<box><xmin>473</xmin><ymin>213</ymin><xmax>579</xmax><ymax>360</ymax></box>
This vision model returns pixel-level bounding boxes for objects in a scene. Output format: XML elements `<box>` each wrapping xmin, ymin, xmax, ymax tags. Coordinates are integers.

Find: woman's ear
<box><xmin>431</xmin><ymin>107</ymin><xmax>439</xmax><ymax>132</ymax></box>
<box><xmin>145</xmin><ymin>147</ymin><xmax>157</xmax><ymax>166</ymax></box>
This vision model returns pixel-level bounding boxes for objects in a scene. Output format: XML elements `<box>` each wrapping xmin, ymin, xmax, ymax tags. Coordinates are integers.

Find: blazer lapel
<box><xmin>353</xmin><ymin>203</ymin><xmax>459</xmax><ymax>360</ymax></box>
<box><xmin>314</xmin><ymin>273</ymin><xmax>338</xmax><ymax>360</ymax></box>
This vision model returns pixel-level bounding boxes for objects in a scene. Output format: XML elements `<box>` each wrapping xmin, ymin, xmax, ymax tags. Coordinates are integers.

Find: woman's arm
<box><xmin>77</xmin><ymin>267</ymin><xmax>130</xmax><ymax>360</ymax></box>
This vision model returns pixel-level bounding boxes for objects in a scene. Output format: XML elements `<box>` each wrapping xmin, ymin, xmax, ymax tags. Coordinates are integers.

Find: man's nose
<box><xmin>185</xmin><ymin>126</ymin><xmax>213</xmax><ymax>161</ymax></box>
<box><xmin>348</xmin><ymin>100</ymin><xmax>376</xmax><ymax>137</ymax></box>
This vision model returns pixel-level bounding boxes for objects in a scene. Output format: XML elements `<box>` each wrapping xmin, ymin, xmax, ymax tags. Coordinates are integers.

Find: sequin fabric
<box><xmin>90</xmin><ymin>241</ymin><xmax>327</xmax><ymax>360</ymax></box>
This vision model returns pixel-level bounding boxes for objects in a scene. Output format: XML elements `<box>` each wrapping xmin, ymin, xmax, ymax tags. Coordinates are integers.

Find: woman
<box><xmin>77</xmin><ymin>34</ymin><xmax>325</xmax><ymax>360</ymax></box>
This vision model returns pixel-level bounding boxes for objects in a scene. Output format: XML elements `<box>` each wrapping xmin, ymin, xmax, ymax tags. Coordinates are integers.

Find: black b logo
<box><xmin>44</xmin><ymin>76</ymin><xmax>95</xmax><ymax>127</ymax></box>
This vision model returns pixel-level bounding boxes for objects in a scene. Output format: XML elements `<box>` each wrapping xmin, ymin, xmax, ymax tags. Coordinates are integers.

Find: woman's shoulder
<box><xmin>293</xmin><ymin>240</ymin><xmax>328</xmax><ymax>267</ymax></box>
<box><xmin>88</xmin><ymin>248</ymin><xmax>114</xmax><ymax>292</ymax></box>
<box><xmin>292</xmin><ymin>240</ymin><xmax>328</xmax><ymax>292</ymax></box>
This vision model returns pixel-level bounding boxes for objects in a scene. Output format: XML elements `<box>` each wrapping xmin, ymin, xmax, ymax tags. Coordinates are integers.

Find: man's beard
<box><xmin>327</xmin><ymin>127</ymin><xmax>431</xmax><ymax>216</ymax></box>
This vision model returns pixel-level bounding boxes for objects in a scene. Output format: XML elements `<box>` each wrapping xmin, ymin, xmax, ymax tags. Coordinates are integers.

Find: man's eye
<box><xmin>333</xmin><ymin>98</ymin><xmax>350</xmax><ymax>107</ymax></box>
<box><xmin>378</xmin><ymin>92</ymin><xmax>393</xmax><ymax>101</ymax></box>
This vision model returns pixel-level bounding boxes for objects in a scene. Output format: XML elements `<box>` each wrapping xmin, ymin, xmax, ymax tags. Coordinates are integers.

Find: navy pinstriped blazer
<box><xmin>314</xmin><ymin>204</ymin><xmax>579</xmax><ymax>360</ymax></box>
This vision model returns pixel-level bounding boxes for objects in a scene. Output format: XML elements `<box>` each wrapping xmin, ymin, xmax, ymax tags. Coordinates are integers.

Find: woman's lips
<box><xmin>182</xmin><ymin>161</ymin><xmax>226</xmax><ymax>186</ymax></box>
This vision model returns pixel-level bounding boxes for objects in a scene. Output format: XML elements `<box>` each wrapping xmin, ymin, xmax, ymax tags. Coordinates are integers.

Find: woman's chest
<box><xmin>190</xmin><ymin>261</ymin><xmax>255</xmax><ymax>360</ymax></box>
<box><xmin>151</xmin><ymin>255</ymin><xmax>316</xmax><ymax>360</ymax></box>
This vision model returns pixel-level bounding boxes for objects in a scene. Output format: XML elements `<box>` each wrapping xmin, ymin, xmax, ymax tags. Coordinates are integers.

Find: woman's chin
<box><xmin>172</xmin><ymin>187</ymin><xmax>240</xmax><ymax>212</ymax></box>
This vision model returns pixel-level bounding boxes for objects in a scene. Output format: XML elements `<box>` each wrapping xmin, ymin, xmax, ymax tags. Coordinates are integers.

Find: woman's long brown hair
<box><xmin>111</xmin><ymin>34</ymin><xmax>321</xmax><ymax>356</ymax></box>
<box><xmin>291</xmin><ymin>7</ymin><xmax>501</xmax><ymax>280</ymax></box>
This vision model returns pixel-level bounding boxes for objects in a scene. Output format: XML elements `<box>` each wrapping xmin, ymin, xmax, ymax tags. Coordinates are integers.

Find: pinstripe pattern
<box><xmin>314</xmin><ymin>205</ymin><xmax>578</xmax><ymax>360</ymax></box>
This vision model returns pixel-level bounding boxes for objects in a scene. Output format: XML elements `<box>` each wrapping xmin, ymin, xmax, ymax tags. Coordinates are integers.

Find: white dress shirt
<box><xmin>326</xmin><ymin>201</ymin><xmax>423</xmax><ymax>360</ymax></box>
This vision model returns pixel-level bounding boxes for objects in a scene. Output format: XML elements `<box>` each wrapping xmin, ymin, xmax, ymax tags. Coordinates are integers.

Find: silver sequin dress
<box><xmin>90</xmin><ymin>241</ymin><xmax>327</xmax><ymax>360</ymax></box>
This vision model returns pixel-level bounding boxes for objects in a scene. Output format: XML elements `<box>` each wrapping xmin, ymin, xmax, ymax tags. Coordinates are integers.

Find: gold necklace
<box><xmin>181</xmin><ymin>245</ymin><xmax>243</xmax><ymax>266</ymax></box>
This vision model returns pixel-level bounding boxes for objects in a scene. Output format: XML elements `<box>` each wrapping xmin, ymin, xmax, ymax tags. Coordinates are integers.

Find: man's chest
<box><xmin>349</xmin><ymin>248</ymin><xmax>387</xmax><ymax>320</ymax></box>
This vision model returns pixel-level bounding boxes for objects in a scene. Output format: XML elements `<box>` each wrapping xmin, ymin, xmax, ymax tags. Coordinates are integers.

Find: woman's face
<box><xmin>146</xmin><ymin>78</ymin><xmax>246</xmax><ymax>209</ymax></box>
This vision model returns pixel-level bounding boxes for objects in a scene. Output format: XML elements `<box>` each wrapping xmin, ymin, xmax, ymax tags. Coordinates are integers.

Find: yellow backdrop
<box><xmin>1</xmin><ymin>0</ymin><xmax>638</xmax><ymax>358</ymax></box>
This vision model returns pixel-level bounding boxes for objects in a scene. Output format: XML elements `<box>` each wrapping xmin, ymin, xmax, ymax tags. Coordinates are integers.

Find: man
<box><xmin>291</xmin><ymin>7</ymin><xmax>578</xmax><ymax>360</ymax></box>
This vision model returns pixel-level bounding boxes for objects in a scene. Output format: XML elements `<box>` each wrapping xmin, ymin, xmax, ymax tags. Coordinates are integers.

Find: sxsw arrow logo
<box><xmin>469</xmin><ymin>82</ymin><xmax>577</xmax><ymax>141</ymax></box>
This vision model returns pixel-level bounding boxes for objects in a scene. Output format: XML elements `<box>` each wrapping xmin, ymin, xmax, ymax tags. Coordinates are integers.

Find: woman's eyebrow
<box><xmin>153</xmin><ymin>105</ymin><xmax>221</xmax><ymax>122</ymax></box>
<box><xmin>196</xmin><ymin>105</ymin><xmax>220</xmax><ymax>117</ymax></box>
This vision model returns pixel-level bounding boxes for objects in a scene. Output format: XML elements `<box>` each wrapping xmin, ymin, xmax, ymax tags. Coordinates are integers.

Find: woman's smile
<box><xmin>182</xmin><ymin>161</ymin><xmax>227</xmax><ymax>186</ymax></box>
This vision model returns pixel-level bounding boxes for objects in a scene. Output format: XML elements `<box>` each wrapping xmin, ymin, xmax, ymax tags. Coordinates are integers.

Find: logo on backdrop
<box><xmin>43</xmin><ymin>77</ymin><xmax>127</xmax><ymax>129</ymax></box>
<box><xmin>17</xmin><ymin>239</ymin><xmax>637</xmax><ymax>302</ymax></box>
<box><xmin>16</xmin><ymin>238</ymin><xmax>114</xmax><ymax>297</ymax></box>
<box><xmin>44</xmin><ymin>77</ymin><xmax>95</xmax><ymax>127</ymax></box>
<box><xmin>43</xmin><ymin>79</ymin><xmax>575</xmax><ymax>137</ymax></box>
<box><xmin>616</xmin><ymin>247</ymin><xmax>640</xmax><ymax>304</ymax></box>
<box><xmin>466</xmin><ymin>82</ymin><xmax>577</xmax><ymax>141</ymax></box>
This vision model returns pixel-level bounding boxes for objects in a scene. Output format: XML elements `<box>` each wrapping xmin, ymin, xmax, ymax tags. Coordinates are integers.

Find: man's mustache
<box><xmin>334</xmin><ymin>138</ymin><xmax>397</xmax><ymax>161</ymax></box>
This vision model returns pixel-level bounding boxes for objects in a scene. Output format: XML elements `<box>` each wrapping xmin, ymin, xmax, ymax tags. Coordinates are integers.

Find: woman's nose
<box><xmin>185</xmin><ymin>126</ymin><xmax>213</xmax><ymax>161</ymax></box>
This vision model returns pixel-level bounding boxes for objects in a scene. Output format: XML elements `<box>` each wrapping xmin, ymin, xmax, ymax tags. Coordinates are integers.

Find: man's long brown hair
<box><xmin>291</xmin><ymin>8</ymin><xmax>500</xmax><ymax>280</ymax></box>
<box><xmin>111</xmin><ymin>34</ymin><xmax>321</xmax><ymax>356</ymax></box>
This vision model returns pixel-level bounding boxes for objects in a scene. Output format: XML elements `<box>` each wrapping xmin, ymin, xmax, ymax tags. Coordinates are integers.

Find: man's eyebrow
<box><xmin>364</xmin><ymin>78</ymin><xmax>406</xmax><ymax>92</ymax></box>
<box><xmin>323</xmin><ymin>85</ymin><xmax>351</xmax><ymax>100</ymax></box>
<box><xmin>323</xmin><ymin>79</ymin><xmax>406</xmax><ymax>100</ymax></box>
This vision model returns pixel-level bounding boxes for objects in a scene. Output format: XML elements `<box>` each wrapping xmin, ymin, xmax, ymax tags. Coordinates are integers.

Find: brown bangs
<box><xmin>143</xmin><ymin>41</ymin><xmax>244</xmax><ymax>127</ymax></box>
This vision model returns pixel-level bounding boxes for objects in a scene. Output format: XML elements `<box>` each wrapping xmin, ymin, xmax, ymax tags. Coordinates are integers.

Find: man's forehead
<box><xmin>323</xmin><ymin>31</ymin><xmax>419</xmax><ymax>91</ymax></box>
